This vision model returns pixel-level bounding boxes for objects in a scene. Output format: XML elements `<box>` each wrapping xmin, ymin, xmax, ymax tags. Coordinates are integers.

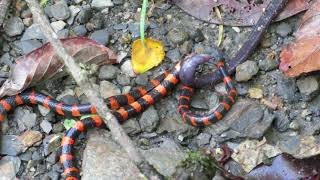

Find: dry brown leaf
<box><xmin>279</xmin><ymin>0</ymin><xmax>320</xmax><ymax>77</ymax></box>
<box><xmin>0</xmin><ymin>37</ymin><xmax>118</xmax><ymax>98</ymax></box>
<box><xmin>173</xmin><ymin>0</ymin><xmax>311</xmax><ymax>26</ymax></box>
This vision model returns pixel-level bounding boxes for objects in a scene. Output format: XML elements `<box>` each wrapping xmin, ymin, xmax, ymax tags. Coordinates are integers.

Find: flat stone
<box><xmin>297</xmin><ymin>76</ymin><xmax>319</xmax><ymax>101</ymax></box>
<box><xmin>99</xmin><ymin>81</ymin><xmax>121</xmax><ymax>99</ymax></box>
<box><xmin>50</xmin><ymin>21</ymin><xmax>67</xmax><ymax>33</ymax></box>
<box><xmin>205</xmin><ymin>100</ymin><xmax>275</xmax><ymax>142</ymax></box>
<box><xmin>18</xmin><ymin>130</ymin><xmax>43</xmax><ymax>148</ymax></box>
<box><xmin>75</xmin><ymin>5</ymin><xmax>93</xmax><ymax>24</ymax></box>
<box><xmin>72</xmin><ymin>25</ymin><xmax>87</xmax><ymax>36</ymax></box>
<box><xmin>18</xmin><ymin>39</ymin><xmax>42</xmax><ymax>54</ymax></box>
<box><xmin>82</xmin><ymin>130</ymin><xmax>143</xmax><ymax>180</ymax></box>
<box><xmin>168</xmin><ymin>28</ymin><xmax>189</xmax><ymax>45</ymax></box>
<box><xmin>277</xmin><ymin>75</ymin><xmax>298</xmax><ymax>103</ymax></box>
<box><xmin>40</xmin><ymin>120</ymin><xmax>53</xmax><ymax>134</ymax></box>
<box><xmin>121</xmin><ymin>60</ymin><xmax>136</xmax><ymax>77</ymax></box>
<box><xmin>0</xmin><ymin>135</ymin><xmax>25</xmax><ymax>156</ymax></box>
<box><xmin>38</xmin><ymin>105</ymin><xmax>51</xmax><ymax>116</ymax></box>
<box><xmin>248</xmin><ymin>87</ymin><xmax>263</xmax><ymax>99</ymax></box>
<box><xmin>21</xmin><ymin>24</ymin><xmax>46</xmax><ymax>41</ymax></box>
<box><xmin>122</xmin><ymin>118</ymin><xmax>141</xmax><ymax>135</ymax></box>
<box><xmin>67</xmin><ymin>5</ymin><xmax>81</xmax><ymax>25</ymax></box>
<box><xmin>141</xmin><ymin>139</ymin><xmax>187</xmax><ymax>176</ymax></box>
<box><xmin>135</xmin><ymin>73</ymin><xmax>148</xmax><ymax>86</ymax></box>
<box><xmin>43</xmin><ymin>134</ymin><xmax>62</xmax><ymax>156</ymax></box>
<box><xmin>116</xmin><ymin>73</ymin><xmax>131</xmax><ymax>86</ymax></box>
<box><xmin>89</xmin><ymin>29</ymin><xmax>110</xmax><ymax>45</ymax></box>
<box><xmin>139</xmin><ymin>106</ymin><xmax>160</xmax><ymax>132</ymax></box>
<box><xmin>276</xmin><ymin>22</ymin><xmax>292</xmax><ymax>37</ymax></box>
<box><xmin>0</xmin><ymin>156</ymin><xmax>21</xmax><ymax>179</ymax></box>
<box><xmin>4</xmin><ymin>17</ymin><xmax>24</xmax><ymax>37</ymax></box>
<box><xmin>236</xmin><ymin>61</ymin><xmax>259</xmax><ymax>82</ymax></box>
<box><xmin>91</xmin><ymin>0</ymin><xmax>114</xmax><ymax>8</ymax></box>
<box><xmin>98</xmin><ymin>65</ymin><xmax>119</xmax><ymax>80</ymax></box>
<box><xmin>50</xmin><ymin>2</ymin><xmax>71</xmax><ymax>20</ymax></box>
<box><xmin>14</xmin><ymin>107</ymin><xmax>37</xmax><ymax>132</ymax></box>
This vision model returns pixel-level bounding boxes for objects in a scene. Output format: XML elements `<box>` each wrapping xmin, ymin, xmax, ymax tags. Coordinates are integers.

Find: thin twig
<box><xmin>0</xmin><ymin>0</ymin><xmax>11</xmax><ymax>27</ymax></box>
<box><xmin>25</xmin><ymin>0</ymin><xmax>163</xmax><ymax>179</ymax></box>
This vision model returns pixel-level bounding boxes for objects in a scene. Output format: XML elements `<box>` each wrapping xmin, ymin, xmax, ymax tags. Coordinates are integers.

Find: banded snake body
<box><xmin>0</xmin><ymin>54</ymin><xmax>237</xmax><ymax>180</ymax></box>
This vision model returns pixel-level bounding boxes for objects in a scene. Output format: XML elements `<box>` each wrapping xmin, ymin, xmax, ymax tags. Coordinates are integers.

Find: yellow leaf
<box><xmin>132</xmin><ymin>38</ymin><xmax>165</xmax><ymax>74</ymax></box>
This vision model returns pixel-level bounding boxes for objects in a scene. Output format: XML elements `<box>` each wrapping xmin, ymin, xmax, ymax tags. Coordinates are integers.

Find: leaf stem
<box><xmin>140</xmin><ymin>0</ymin><xmax>148</xmax><ymax>47</ymax></box>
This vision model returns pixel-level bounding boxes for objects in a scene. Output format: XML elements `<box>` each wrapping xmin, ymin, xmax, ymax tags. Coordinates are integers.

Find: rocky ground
<box><xmin>1</xmin><ymin>0</ymin><xmax>320</xmax><ymax>180</ymax></box>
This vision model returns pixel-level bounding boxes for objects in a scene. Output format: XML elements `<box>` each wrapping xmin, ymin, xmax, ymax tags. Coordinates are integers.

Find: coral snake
<box><xmin>0</xmin><ymin>54</ymin><xmax>237</xmax><ymax>180</ymax></box>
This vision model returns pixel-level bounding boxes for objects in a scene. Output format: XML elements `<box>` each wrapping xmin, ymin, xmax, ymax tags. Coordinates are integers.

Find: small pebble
<box><xmin>236</xmin><ymin>61</ymin><xmax>259</xmax><ymax>82</ymax></box>
<box><xmin>50</xmin><ymin>2</ymin><xmax>71</xmax><ymax>20</ymax></box>
<box><xmin>248</xmin><ymin>87</ymin><xmax>263</xmax><ymax>99</ymax></box>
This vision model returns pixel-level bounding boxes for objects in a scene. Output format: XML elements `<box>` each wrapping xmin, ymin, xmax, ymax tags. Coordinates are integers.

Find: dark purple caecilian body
<box><xmin>178</xmin><ymin>60</ymin><xmax>237</xmax><ymax>126</ymax></box>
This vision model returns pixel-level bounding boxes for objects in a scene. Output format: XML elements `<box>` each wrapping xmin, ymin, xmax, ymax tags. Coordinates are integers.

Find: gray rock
<box><xmin>44</xmin><ymin>5</ymin><xmax>53</xmax><ymax>18</ymax></box>
<box><xmin>4</xmin><ymin>17</ymin><xmax>24</xmax><ymax>37</ymax></box>
<box><xmin>128</xmin><ymin>22</ymin><xmax>147</xmax><ymax>39</ymax></box>
<box><xmin>67</xmin><ymin>5</ymin><xmax>81</xmax><ymax>25</ymax></box>
<box><xmin>50</xmin><ymin>2</ymin><xmax>71</xmax><ymax>20</ymax></box>
<box><xmin>205</xmin><ymin>100</ymin><xmax>275</xmax><ymax>142</ymax></box>
<box><xmin>122</xmin><ymin>118</ymin><xmax>141</xmax><ymax>135</ymax></box>
<box><xmin>91</xmin><ymin>0</ymin><xmax>114</xmax><ymax>8</ymax></box>
<box><xmin>139</xmin><ymin>106</ymin><xmax>160</xmax><ymax>132</ymax></box>
<box><xmin>14</xmin><ymin>107</ymin><xmax>37</xmax><ymax>132</ymax></box>
<box><xmin>89</xmin><ymin>29</ymin><xmax>110</xmax><ymax>45</ymax></box>
<box><xmin>21</xmin><ymin>24</ymin><xmax>46</xmax><ymax>41</ymax></box>
<box><xmin>274</xmin><ymin>110</ymin><xmax>290</xmax><ymax>132</ymax></box>
<box><xmin>0</xmin><ymin>135</ymin><xmax>25</xmax><ymax>156</ymax></box>
<box><xmin>82</xmin><ymin>131</ymin><xmax>143</xmax><ymax>179</ymax></box>
<box><xmin>276</xmin><ymin>22</ymin><xmax>292</xmax><ymax>37</ymax></box>
<box><xmin>141</xmin><ymin>139</ymin><xmax>187</xmax><ymax>176</ymax></box>
<box><xmin>117</xmin><ymin>73</ymin><xmax>131</xmax><ymax>86</ymax></box>
<box><xmin>43</xmin><ymin>134</ymin><xmax>62</xmax><ymax>156</ymax></box>
<box><xmin>179</xmin><ymin>41</ymin><xmax>193</xmax><ymax>55</ymax></box>
<box><xmin>190</xmin><ymin>29</ymin><xmax>205</xmax><ymax>42</ymax></box>
<box><xmin>168</xmin><ymin>28</ymin><xmax>189</xmax><ymax>45</ymax></box>
<box><xmin>0</xmin><ymin>53</ymin><xmax>13</xmax><ymax>66</ymax></box>
<box><xmin>258</xmin><ymin>58</ymin><xmax>279</xmax><ymax>71</ymax></box>
<box><xmin>157</xmin><ymin>99</ymin><xmax>198</xmax><ymax>136</ymax></box>
<box><xmin>19</xmin><ymin>40</ymin><xmax>42</xmax><ymax>54</ymax></box>
<box><xmin>135</xmin><ymin>73</ymin><xmax>148</xmax><ymax>86</ymax></box>
<box><xmin>235</xmin><ymin>61</ymin><xmax>259</xmax><ymax>82</ymax></box>
<box><xmin>73</xmin><ymin>25</ymin><xmax>87</xmax><ymax>36</ymax></box>
<box><xmin>38</xmin><ymin>105</ymin><xmax>50</xmax><ymax>116</ymax></box>
<box><xmin>76</xmin><ymin>5</ymin><xmax>93</xmax><ymax>24</ymax></box>
<box><xmin>98</xmin><ymin>65</ymin><xmax>119</xmax><ymax>80</ymax></box>
<box><xmin>113</xmin><ymin>23</ymin><xmax>128</xmax><ymax>30</ymax></box>
<box><xmin>120</xmin><ymin>60</ymin><xmax>136</xmax><ymax>77</ymax></box>
<box><xmin>99</xmin><ymin>81</ymin><xmax>121</xmax><ymax>98</ymax></box>
<box><xmin>166</xmin><ymin>49</ymin><xmax>181</xmax><ymax>63</ymax></box>
<box><xmin>32</xmin><ymin>151</ymin><xmax>42</xmax><ymax>161</ymax></box>
<box><xmin>113</xmin><ymin>0</ymin><xmax>124</xmax><ymax>5</ymax></box>
<box><xmin>0</xmin><ymin>156</ymin><xmax>21</xmax><ymax>179</ymax></box>
<box><xmin>51</xmin><ymin>21</ymin><xmax>66</xmax><ymax>33</ymax></box>
<box><xmin>277</xmin><ymin>75</ymin><xmax>298</xmax><ymax>103</ymax></box>
<box><xmin>196</xmin><ymin>133</ymin><xmax>211</xmax><ymax>146</ymax></box>
<box><xmin>40</xmin><ymin>120</ymin><xmax>53</xmax><ymax>134</ymax></box>
<box><xmin>57</xmin><ymin>29</ymin><xmax>69</xmax><ymax>38</ymax></box>
<box><xmin>19</xmin><ymin>151</ymin><xmax>32</xmax><ymax>161</ymax></box>
<box><xmin>297</xmin><ymin>76</ymin><xmax>319</xmax><ymax>101</ymax></box>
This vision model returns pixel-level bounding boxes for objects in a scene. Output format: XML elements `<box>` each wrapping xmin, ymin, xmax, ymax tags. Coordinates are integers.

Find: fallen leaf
<box><xmin>63</xmin><ymin>119</ymin><xmax>76</xmax><ymax>130</ymax></box>
<box><xmin>131</xmin><ymin>38</ymin><xmax>165</xmax><ymax>74</ymax></box>
<box><xmin>0</xmin><ymin>37</ymin><xmax>118</xmax><ymax>98</ymax></box>
<box><xmin>231</xmin><ymin>139</ymin><xmax>282</xmax><ymax>172</ymax></box>
<box><xmin>173</xmin><ymin>0</ymin><xmax>311</xmax><ymax>26</ymax></box>
<box><xmin>279</xmin><ymin>0</ymin><xmax>320</xmax><ymax>77</ymax></box>
<box><xmin>246</xmin><ymin>153</ymin><xmax>320</xmax><ymax>179</ymax></box>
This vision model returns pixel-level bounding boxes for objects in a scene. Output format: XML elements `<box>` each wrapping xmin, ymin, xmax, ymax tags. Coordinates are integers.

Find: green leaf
<box><xmin>39</xmin><ymin>0</ymin><xmax>49</xmax><ymax>7</ymax></box>
<box><xmin>63</xmin><ymin>119</ymin><xmax>76</xmax><ymax>130</ymax></box>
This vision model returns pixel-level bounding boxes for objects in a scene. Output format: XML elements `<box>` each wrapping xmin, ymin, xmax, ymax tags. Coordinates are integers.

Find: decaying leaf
<box><xmin>173</xmin><ymin>0</ymin><xmax>311</xmax><ymax>26</ymax></box>
<box><xmin>246</xmin><ymin>153</ymin><xmax>320</xmax><ymax>179</ymax></box>
<box><xmin>279</xmin><ymin>0</ymin><xmax>320</xmax><ymax>77</ymax></box>
<box><xmin>0</xmin><ymin>37</ymin><xmax>118</xmax><ymax>98</ymax></box>
<box><xmin>231</xmin><ymin>139</ymin><xmax>282</xmax><ymax>172</ymax></box>
<box><xmin>131</xmin><ymin>38</ymin><xmax>165</xmax><ymax>74</ymax></box>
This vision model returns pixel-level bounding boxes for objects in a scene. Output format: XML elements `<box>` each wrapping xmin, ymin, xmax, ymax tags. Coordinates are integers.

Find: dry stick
<box><xmin>25</xmin><ymin>0</ymin><xmax>163</xmax><ymax>179</ymax></box>
<box><xmin>0</xmin><ymin>0</ymin><xmax>11</xmax><ymax>27</ymax></box>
